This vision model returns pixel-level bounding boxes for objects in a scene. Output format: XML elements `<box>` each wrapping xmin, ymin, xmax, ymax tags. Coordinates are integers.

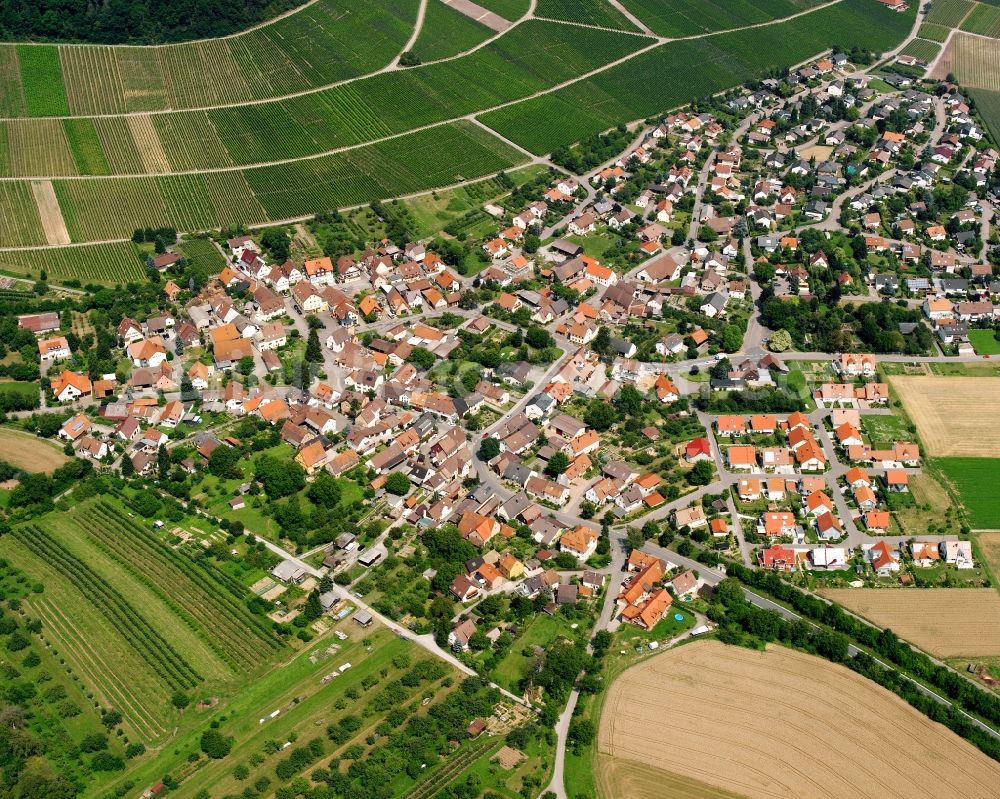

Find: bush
<box><xmin>201</xmin><ymin>728</ymin><xmax>232</xmax><ymax>759</ymax></box>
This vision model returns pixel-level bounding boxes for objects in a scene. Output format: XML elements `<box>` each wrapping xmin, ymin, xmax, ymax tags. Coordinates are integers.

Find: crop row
<box><xmin>85</xmin><ymin>503</ymin><xmax>284</xmax><ymax>669</ymax></box>
<box><xmin>535</xmin><ymin>0</ymin><xmax>641</xmax><ymax>30</ymax></box>
<box><xmin>3</xmin><ymin>0</ymin><xmax>418</xmax><ymax>118</ymax></box>
<box><xmin>960</xmin><ymin>2</ymin><xmax>1000</xmax><ymax>37</ymax></box>
<box><xmin>481</xmin><ymin>0</ymin><xmax>916</xmax><ymax>153</ymax></box>
<box><xmin>0</xmin><ymin>122</ymin><xmax>522</xmax><ymax>242</ymax></box>
<box><xmin>0</xmin><ymin>182</ymin><xmax>46</xmax><ymax>246</ymax></box>
<box><xmin>925</xmin><ymin>0</ymin><xmax>976</xmax><ymax>28</ymax></box>
<box><xmin>410</xmin><ymin>0</ymin><xmax>495</xmax><ymax>62</ymax></box>
<box><xmin>13</xmin><ymin>524</ymin><xmax>201</xmax><ymax>691</ymax></box>
<box><xmin>619</xmin><ymin>0</ymin><xmax>821</xmax><ymax>38</ymax></box>
<box><xmin>0</xmin><ymin>240</ymin><xmax>146</xmax><ymax>284</ymax></box>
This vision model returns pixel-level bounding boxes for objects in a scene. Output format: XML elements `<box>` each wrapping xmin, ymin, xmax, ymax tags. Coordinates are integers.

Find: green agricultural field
<box><xmin>179</xmin><ymin>236</ymin><xmax>226</xmax><ymax>273</ymax></box>
<box><xmin>536</xmin><ymin>0</ymin><xmax>641</xmax><ymax>30</ymax></box>
<box><xmin>410</xmin><ymin>0</ymin><xmax>494</xmax><ymax>61</ymax></box>
<box><xmin>919</xmin><ymin>21</ymin><xmax>953</xmax><ymax>41</ymax></box>
<box><xmin>64</xmin><ymin>119</ymin><xmax>111</xmax><ymax>176</ymax></box>
<box><xmin>474</xmin><ymin>0</ymin><xmax>531</xmax><ymax>19</ymax></box>
<box><xmin>936</xmin><ymin>457</ymin><xmax>1000</xmax><ymax>528</ymax></box>
<box><xmin>0</xmin><ymin>182</ymin><xmax>46</xmax><ymax>246</ymax></box>
<box><xmin>481</xmin><ymin>0</ymin><xmax>916</xmax><ymax>153</ymax></box>
<box><xmin>961</xmin><ymin>1</ymin><xmax>1000</xmax><ymax>36</ymax></box>
<box><xmin>619</xmin><ymin>0</ymin><xmax>822</xmax><ymax>37</ymax></box>
<box><xmin>969</xmin><ymin>88</ymin><xmax>1000</xmax><ymax>141</ymax></box>
<box><xmin>0</xmin><ymin>240</ymin><xmax>147</xmax><ymax>284</ymax></box>
<box><xmin>900</xmin><ymin>38</ymin><xmax>941</xmax><ymax>63</ymax></box>
<box><xmin>0</xmin><ymin>47</ymin><xmax>27</xmax><ymax>117</ymax></box>
<box><xmin>14</xmin><ymin>0</ymin><xmax>420</xmax><ymax>117</ymax></box>
<box><xmin>925</xmin><ymin>0</ymin><xmax>976</xmax><ymax>27</ymax></box>
<box><xmin>16</xmin><ymin>45</ymin><xmax>69</xmax><ymax>116</ymax></box>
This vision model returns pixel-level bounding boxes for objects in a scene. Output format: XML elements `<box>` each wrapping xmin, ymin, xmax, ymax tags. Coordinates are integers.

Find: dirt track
<box><xmin>599</xmin><ymin>640</ymin><xmax>1000</xmax><ymax>798</ymax></box>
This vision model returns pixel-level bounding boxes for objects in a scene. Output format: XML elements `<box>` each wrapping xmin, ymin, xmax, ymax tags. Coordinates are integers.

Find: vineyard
<box><xmin>919</xmin><ymin>21</ymin><xmax>954</xmax><ymax>41</ymax></box>
<box><xmin>480</xmin><ymin>0</ymin><xmax>916</xmax><ymax>153</ymax></box>
<box><xmin>925</xmin><ymin>0</ymin><xmax>977</xmax><ymax>28</ymax></box>
<box><xmin>969</xmin><ymin>87</ymin><xmax>1000</xmax><ymax>141</ymax></box>
<box><xmin>80</xmin><ymin>502</ymin><xmax>286</xmax><ymax>673</ymax></box>
<box><xmin>961</xmin><ymin>2</ymin><xmax>1000</xmax><ymax>36</ymax></box>
<box><xmin>2</xmin><ymin>0</ymin><xmax>420</xmax><ymax>118</ymax></box>
<box><xmin>15</xmin><ymin>122</ymin><xmax>523</xmax><ymax>240</ymax></box>
<box><xmin>410</xmin><ymin>0</ymin><xmax>495</xmax><ymax>61</ymax></box>
<box><xmin>0</xmin><ymin>181</ymin><xmax>46</xmax><ymax>245</ymax></box>
<box><xmin>900</xmin><ymin>38</ymin><xmax>942</xmax><ymax>62</ymax></box>
<box><xmin>618</xmin><ymin>0</ymin><xmax>823</xmax><ymax>37</ymax></box>
<box><xmin>535</xmin><ymin>0</ymin><xmax>641</xmax><ymax>30</ymax></box>
<box><xmin>0</xmin><ymin>241</ymin><xmax>147</xmax><ymax>284</ymax></box>
<box><xmin>951</xmin><ymin>32</ymin><xmax>1000</xmax><ymax>89</ymax></box>
<box><xmin>10</xmin><ymin>524</ymin><xmax>203</xmax><ymax>691</ymax></box>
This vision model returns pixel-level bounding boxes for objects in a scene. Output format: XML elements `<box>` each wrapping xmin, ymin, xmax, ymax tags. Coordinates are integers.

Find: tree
<box><xmin>616</xmin><ymin>385</ymin><xmax>642</xmax><ymax>417</ymax></box>
<box><xmin>201</xmin><ymin>728</ymin><xmax>232</xmax><ymax>759</ymax></box>
<box><xmin>478</xmin><ymin>437</ymin><xmax>500</xmax><ymax>461</ymax></box>
<box><xmin>304</xmin><ymin>590</ymin><xmax>323</xmax><ymax>621</ymax></box>
<box><xmin>525</xmin><ymin>327</ymin><xmax>555</xmax><ymax>349</ymax></box>
<box><xmin>545</xmin><ymin>451</ymin><xmax>569</xmax><ymax>477</ymax></box>
<box><xmin>768</xmin><ymin>328</ymin><xmax>792</xmax><ymax>352</ymax></box>
<box><xmin>721</xmin><ymin>324</ymin><xmax>743</xmax><ymax>353</ymax></box>
<box><xmin>592</xmin><ymin>326</ymin><xmax>611</xmax><ymax>356</ymax></box>
<box><xmin>307</xmin><ymin>473</ymin><xmax>341</xmax><ymax>508</ymax></box>
<box><xmin>157</xmin><ymin>444</ymin><xmax>169</xmax><ymax>479</ymax></box>
<box><xmin>584</xmin><ymin>399</ymin><xmax>617</xmax><ymax>431</ymax></box>
<box><xmin>385</xmin><ymin>472</ymin><xmax>411</xmax><ymax>495</ymax></box>
<box><xmin>255</xmin><ymin>455</ymin><xmax>305</xmax><ymax>498</ymax></box>
<box><xmin>208</xmin><ymin>445</ymin><xmax>242</xmax><ymax>479</ymax></box>
<box><xmin>260</xmin><ymin>227</ymin><xmax>290</xmax><ymax>263</ymax></box>
<box><xmin>120</xmin><ymin>453</ymin><xmax>135</xmax><ymax>477</ymax></box>
<box><xmin>688</xmin><ymin>460</ymin><xmax>713</xmax><ymax>486</ymax></box>
<box><xmin>305</xmin><ymin>328</ymin><xmax>323</xmax><ymax>363</ymax></box>
<box><xmin>406</xmin><ymin>346</ymin><xmax>436</xmax><ymax>370</ymax></box>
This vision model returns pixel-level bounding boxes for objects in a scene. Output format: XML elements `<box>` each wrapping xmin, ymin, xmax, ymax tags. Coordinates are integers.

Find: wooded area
<box><xmin>0</xmin><ymin>0</ymin><xmax>303</xmax><ymax>44</ymax></box>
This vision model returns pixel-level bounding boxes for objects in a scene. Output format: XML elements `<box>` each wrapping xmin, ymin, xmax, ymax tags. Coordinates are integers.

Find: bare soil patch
<box><xmin>889</xmin><ymin>376</ymin><xmax>1000</xmax><ymax>456</ymax></box>
<box><xmin>30</xmin><ymin>180</ymin><xmax>70</xmax><ymax>245</ymax></box>
<box><xmin>0</xmin><ymin>426</ymin><xmax>69</xmax><ymax>473</ymax></box>
<box><xmin>821</xmin><ymin>588</ymin><xmax>1000</xmax><ymax>658</ymax></box>
<box><xmin>599</xmin><ymin>640</ymin><xmax>1000</xmax><ymax>798</ymax></box>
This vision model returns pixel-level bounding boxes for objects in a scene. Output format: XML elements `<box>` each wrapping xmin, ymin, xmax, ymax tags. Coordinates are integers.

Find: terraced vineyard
<box><xmin>481</xmin><ymin>0</ymin><xmax>915</xmax><ymax>153</ymax></box>
<box><xmin>0</xmin><ymin>0</ymin><xmax>917</xmax><ymax>262</ymax></box>
<box><xmin>0</xmin><ymin>240</ymin><xmax>147</xmax><ymax>284</ymax></box>
<box><xmin>2</xmin><ymin>0</ymin><xmax>420</xmax><ymax>116</ymax></box>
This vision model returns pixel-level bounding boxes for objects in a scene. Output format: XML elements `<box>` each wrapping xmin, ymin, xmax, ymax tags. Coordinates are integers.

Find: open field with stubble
<box><xmin>0</xmin><ymin>425</ymin><xmax>67</xmax><ymax>472</ymax></box>
<box><xmin>821</xmin><ymin>588</ymin><xmax>1000</xmax><ymax>658</ymax></box>
<box><xmin>889</xmin><ymin>376</ymin><xmax>1000</xmax><ymax>456</ymax></box>
<box><xmin>598</xmin><ymin>640</ymin><xmax>1000</xmax><ymax>799</ymax></box>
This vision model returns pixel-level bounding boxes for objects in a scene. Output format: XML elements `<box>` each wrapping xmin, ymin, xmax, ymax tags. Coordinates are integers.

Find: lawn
<box><xmin>969</xmin><ymin>328</ymin><xmax>1000</xmax><ymax>355</ymax></box>
<box><xmin>935</xmin><ymin>457</ymin><xmax>1000</xmax><ymax>529</ymax></box>
<box><xmin>860</xmin><ymin>413</ymin><xmax>913</xmax><ymax>449</ymax></box>
<box><xmin>490</xmin><ymin>613</ymin><xmax>587</xmax><ymax>692</ymax></box>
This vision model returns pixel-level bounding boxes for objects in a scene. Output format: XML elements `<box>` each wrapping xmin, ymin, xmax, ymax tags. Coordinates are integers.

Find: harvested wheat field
<box><xmin>977</xmin><ymin>532</ymin><xmax>1000</xmax><ymax>582</ymax></box>
<box><xmin>0</xmin><ymin>427</ymin><xmax>68</xmax><ymax>473</ymax></box>
<box><xmin>821</xmin><ymin>589</ymin><xmax>1000</xmax><ymax>658</ymax></box>
<box><xmin>889</xmin><ymin>376</ymin><xmax>1000</xmax><ymax>456</ymax></box>
<box><xmin>596</xmin><ymin>754</ymin><xmax>749</xmax><ymax>799</ymax></box>
<box><xmin>598</xmin><ymin>640</ymin><xmax>1000</xmax><ymax>799</ymax></box>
